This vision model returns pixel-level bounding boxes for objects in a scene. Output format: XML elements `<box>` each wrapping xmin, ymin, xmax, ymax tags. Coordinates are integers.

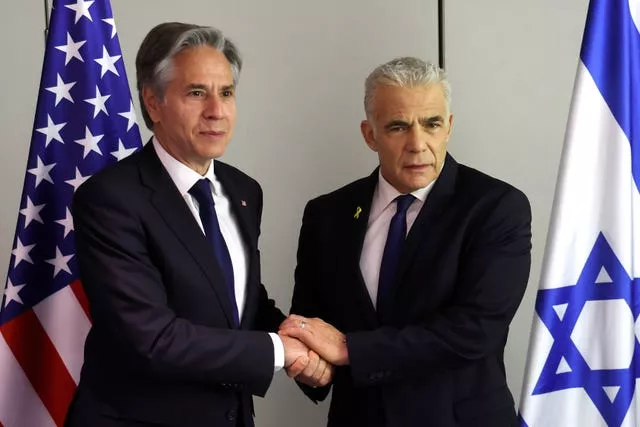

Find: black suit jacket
<box><xmin>65</xmin><ymin>143</ymin><xmax>285</xmax><ymax>427</ymax></box>
<box><xmin>291</xmin><ymin>154</ymin><xmax>532</xmax><ymax>427</ymax></box>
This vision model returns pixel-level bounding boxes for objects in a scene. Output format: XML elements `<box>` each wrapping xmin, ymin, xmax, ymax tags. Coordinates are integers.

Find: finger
<box><xmin>279</xmin><ymin>326</ymin><xmax>310</xmax><ymax>341</ymax></box>
<box><xmin>279</xmin><ymin>319</ymin><xmax>307</xmax><ymax>333</ymax></box>
<box><xmin>289</xmin><ymin>315</ymin><xmax>313</xmax><ymax>329</ymax></box>
<box><xmin>278</xmin><ymin>317</ymin><xmax>289</xmax><ymax>328</ymax></box>
<box><xmin>317</xmin><ymin>363</ymin><xmax>333</xmax><ymax>386</ymax></box>
<box><xmin>281</xmin><ymin>314</ymin><xmax>305</xmax><ymax>327</ymax></box>
<box><xmin>278</xmin><ymin>327</ymin><xmax>300</xmax><ymax>339</ymax></box>
<box><xmin>278</xmin><ymin>318</ymin><xmax>297</xmax><ymax>330</ymax></box>
<box><xmin>286</xmin><ymin>356</ymin><xmax>309</xmax><ymax>378</ymax></box>
<box><xmin>301</xmin><ymin>351</ymin><xmax>320</xmax><ymax>378</ymax></box>
<box><xmin>311</xmin><ymin>359</ymin><xmax>327</xmax><ymax>384</ymax></box>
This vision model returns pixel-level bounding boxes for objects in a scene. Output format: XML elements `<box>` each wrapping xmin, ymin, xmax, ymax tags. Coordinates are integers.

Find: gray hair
<box><xmin>136</xmin><ymin>22</ymin><xmax>243</xmax><ymax>130</ymax></box>
<box><xmin>364</xmin><ymin>57</ymin><xmax>451</xmax><ymax>118</ymax></box>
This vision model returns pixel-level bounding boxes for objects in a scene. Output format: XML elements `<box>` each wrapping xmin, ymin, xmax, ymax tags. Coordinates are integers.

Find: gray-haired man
<box><xmin>280</xmin><ymin>57</ymin><xmax>531</xmax><ymax>427</ymax></box>
<box><xmin>65</xmin><ymin>22</ymin><xmax>330</xmax><ymax>427</ymax></box>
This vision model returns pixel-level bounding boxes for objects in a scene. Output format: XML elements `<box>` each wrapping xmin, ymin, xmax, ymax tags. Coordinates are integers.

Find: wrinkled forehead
<box><xmin>168</xmin><ymin>46</ymin><xmax>234</xmax><ymax>84</ymax></box>
<box><xmin>370</xmin><ymin>84</ymin><xmax>449</xmax><ymax>119</ymax></box>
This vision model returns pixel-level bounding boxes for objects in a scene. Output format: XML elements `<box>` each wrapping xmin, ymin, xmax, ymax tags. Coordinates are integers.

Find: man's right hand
<box><xmin>280</xmin><ymin>334</ymin><xmax>309</xmax><ymax>376</ymax></box>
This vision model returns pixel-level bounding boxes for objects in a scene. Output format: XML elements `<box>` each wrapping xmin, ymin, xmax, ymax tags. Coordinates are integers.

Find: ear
<box><xmin>142</xmin><ymin>86</ymin><xmax>162</xmax><ymax>124</ymax></box>
<box><xmin>445</xmin><ymin>114</ymin><xmax>454</xmax><ymax>141</ymax></box>
<box><xmin>361</xmin><ymin>120</ymin><xmax>378</xmax><ymax>152</ymax></box>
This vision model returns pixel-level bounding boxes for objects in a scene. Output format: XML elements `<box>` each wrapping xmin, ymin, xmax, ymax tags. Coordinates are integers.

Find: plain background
<box><xmin>0</xmin><ymin>1</ymin><xmax>589</xmax><ymax>426</ymax></box>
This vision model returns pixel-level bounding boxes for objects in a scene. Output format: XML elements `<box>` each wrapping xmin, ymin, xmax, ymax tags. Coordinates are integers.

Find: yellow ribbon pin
<box><xmin>354</xmin><ymin>206</ymin><xmax>362</xmax><ymax>219</ymax></box>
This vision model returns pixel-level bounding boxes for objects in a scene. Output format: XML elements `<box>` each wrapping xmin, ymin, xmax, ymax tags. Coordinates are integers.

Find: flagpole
<box><xmin>438</xmin><ymin>0</ymin><xmax>445</xmax><ymax>69</ymax></box>
<box><xmin>43</xmin><ymin>0</ymin><xmax>51</xmax><ymax>40</ymax></box>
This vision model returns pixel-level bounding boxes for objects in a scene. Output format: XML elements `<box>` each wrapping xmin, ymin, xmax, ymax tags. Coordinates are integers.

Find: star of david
<box><xmin>533</xmin><ymin>233</ymin><xmax>640</xmax><ymax>426</ymax></box>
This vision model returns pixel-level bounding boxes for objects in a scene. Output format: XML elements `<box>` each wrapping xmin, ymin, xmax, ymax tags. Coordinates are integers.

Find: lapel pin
<box><xmin>354</xmin><ymin>206</ymin><xmax>362</xmax><ymax>219</ymax></box>
<box><xmin>241</xmin><ymin>200</ymin><xmax>247</xmax><ymax>207</ymax></box>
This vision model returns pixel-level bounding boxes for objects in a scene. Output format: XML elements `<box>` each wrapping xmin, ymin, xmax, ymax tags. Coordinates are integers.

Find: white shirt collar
<box><xmin>369</xmin><ymin>160</ymin><xmax>443</xmax><ymax>222</ymax></box>
<box><xmin>152</xmin><ymin>137</ymin><xmax>218</xmax><ymax>195</ymax></box>
<box><xmin>376</xmin><ymin>170</ymin><xmax>433</xmax><ymax>207</ymax></box>
<box><xmin>369</xmin><ymin>157</ymin><xmax>444</xmax><ymax>224</ymax></box>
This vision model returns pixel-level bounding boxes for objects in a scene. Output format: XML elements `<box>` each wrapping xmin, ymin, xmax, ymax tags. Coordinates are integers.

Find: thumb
<box><xmin>286</xmin><ymin>356</ymin><xmax>309</xmax><ymax>377</ymax></box>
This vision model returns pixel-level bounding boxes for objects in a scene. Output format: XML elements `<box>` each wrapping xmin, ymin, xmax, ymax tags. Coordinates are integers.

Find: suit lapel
<box><xmin>138</xmin><ymin>143</ymin><xmax>237</xmax><ymax>327</ymax></box>
<box><xmin>214</xmin><ymin>163</ymin><xmax>257</xmax><ymax>251</ymax></box>
<box><xmin>341</xmin><ymin>170</ymin><xmax>379</xmax><ymax>326</ymax></box>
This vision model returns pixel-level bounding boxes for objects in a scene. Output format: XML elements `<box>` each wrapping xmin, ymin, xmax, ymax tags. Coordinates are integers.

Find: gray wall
<box><xmin>0</xmin><ymin>1</ymin><xmax>588</xmax><ymax>426</ymax></box>
<box><xmin>444</xmin><ymin>0</ymin><xmax>589</xmax><ymax>405</ymax></box>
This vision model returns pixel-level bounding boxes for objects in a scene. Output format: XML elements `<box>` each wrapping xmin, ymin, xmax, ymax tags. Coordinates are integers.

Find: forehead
<box><xmin>371</xmin><ymin>84</ymin><xmax>447</xmax><ymax>119</ymax></box>
<box><xmin>170</xmin><ymin>45</ymin><xmax>233</xmax><ymax>83</ymax></box>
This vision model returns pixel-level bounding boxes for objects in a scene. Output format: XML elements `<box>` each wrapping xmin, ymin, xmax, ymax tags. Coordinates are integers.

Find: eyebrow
<box><xmin>422</xmin><ymin>115</ymin><xmax>445</xmax><ymax>124</ymax></box>
<box><xmin>186</xmin><ymin>84</ymin><xmax>207</xmax><ymax>91</ymax></box>
<box><xmin>185</xmin><ymin>84</ymin><xmax>236</xmax><ymax>92</ymax></box>
<box><xmin>384</xmin><ymin>120</ymin><xmax>411</xmax><ymax>130</ymax></box>
<box><xmin>384</xmin><ymin>116</ymin><xmax>445</xmax><ymax>130</ymax></box>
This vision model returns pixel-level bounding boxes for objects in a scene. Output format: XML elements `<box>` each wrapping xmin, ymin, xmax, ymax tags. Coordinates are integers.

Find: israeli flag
<box><xmin>519</xmin><ymin>0</ymin><xmax>640</xmax><ymax>425</ymax></box>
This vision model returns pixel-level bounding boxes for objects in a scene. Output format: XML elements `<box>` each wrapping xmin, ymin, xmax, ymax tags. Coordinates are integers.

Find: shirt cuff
<box><xmin>269</xmin><ymin>332</ymin><xmax>284</xmax><ymax>372</ymax></box>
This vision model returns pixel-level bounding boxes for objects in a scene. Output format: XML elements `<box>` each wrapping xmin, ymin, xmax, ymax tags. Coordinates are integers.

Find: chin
<box><xmin>407</xmin><ymin>178</ymin><xmax>434</xmax><ymax>191</ymax></box>
<box><xmin>199</xmin><ymin>144</ymin><xmax>228</xmax><ymax>160</ymax></box>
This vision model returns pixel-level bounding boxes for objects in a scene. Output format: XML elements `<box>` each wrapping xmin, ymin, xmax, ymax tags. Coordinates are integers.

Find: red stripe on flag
<box><xmin>70</xmin><ymin>280</ymin><xmax>91</xmax><ymax>321</ymax></box>
<box><xmin>0</xmin><ymin>309</ymin><xmax>76</xmax><ymax>426</ymax></box>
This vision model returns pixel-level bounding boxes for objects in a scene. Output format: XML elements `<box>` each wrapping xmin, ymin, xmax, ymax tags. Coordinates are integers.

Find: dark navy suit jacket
<box><xmin>65</xmin><ymin>142</ymin><xmax>285</xmax><ymax>427</ymax></box>
<box><xmin>291</xmin><ymin>154</ymin><xmax>531</xmax><ymax>427</ymax></box>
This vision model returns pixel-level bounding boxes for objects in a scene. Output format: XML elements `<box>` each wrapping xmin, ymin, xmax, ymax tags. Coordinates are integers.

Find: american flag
<box><xmin>0</xmin><ymin>1</ymin><xmax>142</xmax><ymax>425</ymax></box>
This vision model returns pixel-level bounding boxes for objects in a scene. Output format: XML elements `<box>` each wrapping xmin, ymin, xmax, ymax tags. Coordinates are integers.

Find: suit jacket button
<box><xmin>226</xmin><ymin>409</ymin><xmax>237</xmax><ymax>421</ymax></box>
<box><xmin>369</xmin><ymin>372</ymin><xmax>383</xmax><ymax>381</ymax></box>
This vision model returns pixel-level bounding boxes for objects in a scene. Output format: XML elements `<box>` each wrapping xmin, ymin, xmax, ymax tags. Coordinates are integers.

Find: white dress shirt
<box><xmin>153</xmin><ymin>138</ymin><xmax>284</xmax><ymax>371</ymax></box>
<box><xmin>359</xmin><ymin>171</ymin><xmax>437</xmax><ymax>306</ymax></box>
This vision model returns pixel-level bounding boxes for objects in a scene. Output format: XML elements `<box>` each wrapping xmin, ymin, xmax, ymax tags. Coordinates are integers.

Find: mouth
<box><xmin>404</xmin><ymin>164</ymin><xmax>431</xmax><ymax>170</ymax></box>
<box><xmin>200</xmin><ymin>130</ymin><xmax>228</xmax><ymax>140</ymax></box>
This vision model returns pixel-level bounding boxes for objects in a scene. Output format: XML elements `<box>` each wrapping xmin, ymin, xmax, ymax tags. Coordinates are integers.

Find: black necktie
<box><xmin>189</xmin><ymin>179</ymin><xmax>239</xmax><ymax>326</ymax></box>
<box><xmin>377</xmin><ymin>194</ymin><xmax>415</xmax><ymax>318</ymax></box>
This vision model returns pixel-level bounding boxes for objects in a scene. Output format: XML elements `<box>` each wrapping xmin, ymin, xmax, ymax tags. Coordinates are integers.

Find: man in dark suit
<box><xmin>280</xmin><ymin>57</ymin><xmax>532</xmax><ymax>427</ymax></box>
<box><xmin>65</xmin><ymin>22</ymin><xmax>331</xmax><ymax>427</ymax></box>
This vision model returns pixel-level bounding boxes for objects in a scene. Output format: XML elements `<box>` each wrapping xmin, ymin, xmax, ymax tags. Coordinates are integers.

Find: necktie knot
<box><xmin>395</xmin><ymin>194</ymin><xmax>415</xmax><ymax>215</ymax></box>
<box><xmin>189</xmin><ymin>179</ymin><xmax>214</xmax><ymax>209</ymax></box>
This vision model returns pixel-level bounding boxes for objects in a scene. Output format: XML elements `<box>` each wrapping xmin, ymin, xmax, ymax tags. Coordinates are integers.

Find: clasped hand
<box><xmin>278</xmin><ymin>314</ymin><xmax>348</xmax><ymax>387</ymax></box>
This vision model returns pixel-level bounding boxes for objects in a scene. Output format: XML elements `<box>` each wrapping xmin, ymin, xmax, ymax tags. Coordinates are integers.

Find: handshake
<box><xmin>278</xmin><ymin>314</ymin><xmax>349</xmax><ymax>388</ymax></box>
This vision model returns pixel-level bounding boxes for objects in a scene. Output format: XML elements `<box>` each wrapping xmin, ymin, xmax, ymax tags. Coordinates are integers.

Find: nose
<box><xmin>406</xmin><ymin>124</ymin><xmax>427</xmax><ymax>153</ymax></box>
<box><xmin>203</xmin><ymin>94</ymin><xmax>225</xmax><ymax>120</ymax></box>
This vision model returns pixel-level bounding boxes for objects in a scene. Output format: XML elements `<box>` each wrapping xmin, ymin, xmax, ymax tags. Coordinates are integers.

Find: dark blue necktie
<box><xmin>377</xmin><ymin>194</ymin><xmax>416</xmax><ymax>317</ymax></box>
<box><xmin>189</xmin><ymin>179</ymin><xmax>239</xmax><ymax>326</ymax></box>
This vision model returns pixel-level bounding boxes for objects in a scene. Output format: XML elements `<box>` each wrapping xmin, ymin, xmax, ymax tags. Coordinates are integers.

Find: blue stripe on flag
<box><xmin>580</xmin><ymin>0</ymin><xmax>640</xmax><ymax>187</ymax></box>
